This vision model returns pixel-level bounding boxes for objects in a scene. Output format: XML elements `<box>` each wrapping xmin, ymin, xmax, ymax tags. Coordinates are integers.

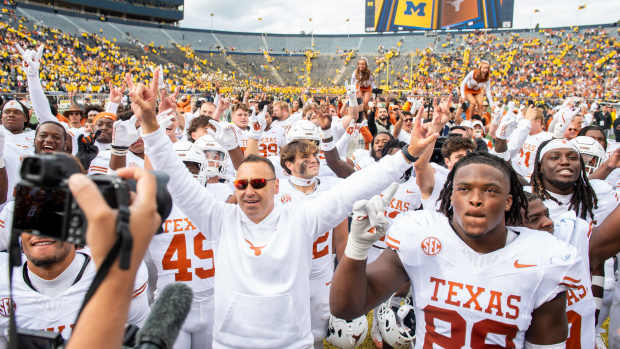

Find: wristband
<box><xmin>591</xmin><ymin>275</ymin><xmax>605</xmax><ymax>288</ymax></box>
<box><xmin>111</xmin><ymin>146</ymin><xmax>128</xmax><ymax>156</ymax></box>
<box><xmin>401</xmin><ymin>146</ymin><xmax>418</xmax><ymax>163</ymax></box>
<box><xmin>0</xmin><ymin>158</ymin><xmax>4</xmax><ymax>168</ymax></box>
<box><xmin>524</xmin><ymin>341</ymin><xmax>566</xmax><ymax>349</ymax></box>
<box><xmin>344</xmin><ymin>238</ymin><xmax>372</xmax><ymax>261</ymax></box>
<box><xmin>320</xmin><ymin>139</ymin><xmax>336</xmax><ymax>152</ymax></box>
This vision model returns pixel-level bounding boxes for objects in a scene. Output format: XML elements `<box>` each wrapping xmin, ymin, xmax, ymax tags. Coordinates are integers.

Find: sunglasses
<box><xmin>233</xmin><ymin>178</ymin><xmax>276</xmax><ymax>190</ymax></box>
<box><xmin>403</xmin><ymin>118</ymin><xmax>413</xmax><ymax>122</ymax></box>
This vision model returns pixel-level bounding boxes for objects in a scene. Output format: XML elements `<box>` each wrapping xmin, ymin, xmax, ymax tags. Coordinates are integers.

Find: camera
<box><xmin>12</xmin><ymin>153</ymin><xmax>173</xmax><ymax>246</ymax></box>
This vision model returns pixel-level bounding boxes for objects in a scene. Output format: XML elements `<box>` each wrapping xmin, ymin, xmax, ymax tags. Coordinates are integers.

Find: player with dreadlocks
<box><xmin>529</xmin><ymin>138</ymin><xmax>618</xmax><ymax>225</ymax></box>
<box><xmin>331</xmin><ymin>151</ymin><xmax>583</xmax><ymax>348</ymax></box>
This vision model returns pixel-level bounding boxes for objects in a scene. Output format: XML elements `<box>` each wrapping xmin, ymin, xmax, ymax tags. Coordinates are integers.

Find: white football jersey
<box><xmin>257</xmin><ymin>125</ymin><xmax>286</xmax><ymax>158</ymax></box>
<box><xmin>386</xmin><ymin>210</ymin><xmax>581</xmax><ymax>349</ymax></box>
<box><xmin>87</xmin><ymin>149</ymin><xmax>145</xmax><ymax>175</ymax></box>
<box><xmin>512</xmin><ymin>131</ymin><xmax>553</xmax><ymax>181</ymax></box>
<box><xmin>277</xmin><ymin>176</ymin><xmax>343</xmax><ymax>342</ymax></box>
<box><xmin>277</xmin><ymin>176</ymin><xmax>343</xmax><ymax>279</ymax></box>
<box><xmin>145</xmin><ymin>183</ymin><xmax>231</xmax><ymax>298</ymax></box>
<box><xmin>0</xmin><ymin>251</ymin><xmax>150</xmax><ymax>342</ymax></box>
<box><xmin>552</xmin><ymin>211</ymin><xmax>596</xmax><ymax>349</ymax></box>
<box><xmin>3</xmin><ymin>128</ymin><xmax>35</xmax><ymax>205</ymax></box>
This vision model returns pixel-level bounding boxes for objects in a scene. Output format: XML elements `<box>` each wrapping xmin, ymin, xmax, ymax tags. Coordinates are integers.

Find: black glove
<box><xmin>76</xmin><ymin>130</ymin><xmax>101</xmax><ymax>170</ymax></box>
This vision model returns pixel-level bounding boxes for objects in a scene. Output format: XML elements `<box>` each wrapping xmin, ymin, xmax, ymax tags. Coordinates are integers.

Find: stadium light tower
<box><xmin>210</xmin><ymin>13</ymin><xmax>214</xmax><ymax>32</ymax></box>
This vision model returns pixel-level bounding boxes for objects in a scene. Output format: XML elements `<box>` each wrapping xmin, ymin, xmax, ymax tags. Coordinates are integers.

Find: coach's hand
<box><xmin>127</xmin><ymin>69</ymin><xmax>159</xmax><ymax>134</ymax></box>
<box><xmin>345</xmin><ymin>183</ymin><xmax>398</xmax><ymax>261</ymax></box>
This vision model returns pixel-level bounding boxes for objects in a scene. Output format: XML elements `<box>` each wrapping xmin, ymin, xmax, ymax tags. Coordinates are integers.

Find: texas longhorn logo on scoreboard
<box><xmin>365</xmin><ymin>0</ymin><xmax>514</xmax><ymax>32</ymax></box>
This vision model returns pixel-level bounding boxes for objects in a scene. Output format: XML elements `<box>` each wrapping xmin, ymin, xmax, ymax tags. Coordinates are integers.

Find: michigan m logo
<box><xmin>404</xmin><ymin>1</ymin><xmax>426</xmax><ymax>16</ymax></box>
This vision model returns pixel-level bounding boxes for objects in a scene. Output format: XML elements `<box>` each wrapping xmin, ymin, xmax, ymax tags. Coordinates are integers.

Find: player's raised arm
<box><xmin>17</xmin><ymin>43</ymin><xmax>57</xmax><ymax>124</ymax></box>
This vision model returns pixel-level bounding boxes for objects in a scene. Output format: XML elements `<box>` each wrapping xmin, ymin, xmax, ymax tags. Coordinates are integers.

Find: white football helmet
<box><xmin>173</xmin><ymin>141</ymin><xmax>207</xmax><ymax>186</ymax></box>
<box><xmin>194</xmin><ymin>134</ymin><xmax>228</xmax><ymax>179</ymax></box>
<box><xmin>286</xmin><ymin>119</ymin><xmax>321</xmax><ymax>144</ymax></box>
<box><xmin>326</xmin><ymin>314</ymin><xmax>368</xmax><ymax>349</ymax></box>
<box><xmin>376</xmin><ymin>294</ymin><xmax>416</xmax><ymax>349</ymax></box>
<box><xmin>570</xmin><ymin>136</ymin><xmax>607</xmax><ymax>176</ymax></box>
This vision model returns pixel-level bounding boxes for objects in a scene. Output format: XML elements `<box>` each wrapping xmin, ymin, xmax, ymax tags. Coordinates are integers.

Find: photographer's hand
<box><xmin>66</xmin><ymin>167</ymin><xmax>161</xmax><ymax>349</ymax></box>
<box><xmin>68</xmin><ymin>167</ymin><xmax>161</xmax><ymax>269</ymax></box>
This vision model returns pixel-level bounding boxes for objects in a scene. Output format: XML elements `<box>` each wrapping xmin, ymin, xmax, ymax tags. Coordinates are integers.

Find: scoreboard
<box><xmin>364</xmin><ymin>0</ymin><xmax>514</xmax><ymax>32</ymax></box>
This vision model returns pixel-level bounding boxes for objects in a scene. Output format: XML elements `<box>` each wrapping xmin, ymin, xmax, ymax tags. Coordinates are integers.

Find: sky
<box><xmin>179</xmin><ymin>0</ymin><xmax>619</xmax><ymax>34</ymax></box>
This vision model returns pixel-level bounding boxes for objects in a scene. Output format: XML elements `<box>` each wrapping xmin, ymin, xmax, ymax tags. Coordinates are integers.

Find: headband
<box><xmin>93</xmin><ymin>112</ymin><xmax>118</xmax><ymax>125</ymax></box>
<box><xmin>538</xmin><ymin>138</ymin><xmax>579</xmax><ymax>161</ymax></box>
<box><xmin>2</xmin><ymin>100</ymin><xmax>25</xmax><ymax>114</ymax></box>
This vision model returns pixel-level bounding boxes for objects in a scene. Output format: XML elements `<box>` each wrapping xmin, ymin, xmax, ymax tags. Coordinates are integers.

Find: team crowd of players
<box><xmin>0</xmin><ymin>27</ymin><xmax>618</xmax><ymax>349</ymax></box>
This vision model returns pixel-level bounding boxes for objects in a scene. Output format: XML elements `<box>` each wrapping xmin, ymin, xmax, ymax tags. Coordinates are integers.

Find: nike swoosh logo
<box><xmin>406</xmin><ymin>190</ymin><xmax>415</xmax><ymax>194</ymax></box>
<box><xmin>514</xmin><ymin>260</ymin><xmax>537</xmax><ymax>269</ymax></box>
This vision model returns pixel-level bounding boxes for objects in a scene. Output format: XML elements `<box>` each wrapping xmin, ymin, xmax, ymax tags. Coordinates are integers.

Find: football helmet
<box><xmin>286</xmin><ymin>119</ymin><xmax>321</xmax><ymax>144</ymax></box>
<box><xmin>173</xmin><ymin>140</ymin><xmax>207</xmax><ymax>186</ymax></box>
<box><xmin>570</xmin><ymin>136</ymin><xmax>607</xmax><ymax>176</ymax></box>
<box><xmin>325</xmin><ymin>314</ymin><xmax>368</xmax><ymax>349</ymax></box>
<box><xmin>376</xmin><ymin>294</ymin><xmax>416</xmax><ymax>349</ymax></box>
<box><xmin>194</xmin><ymin>134</ymin><xmax>228</xmax><ymax>179</ymax></box>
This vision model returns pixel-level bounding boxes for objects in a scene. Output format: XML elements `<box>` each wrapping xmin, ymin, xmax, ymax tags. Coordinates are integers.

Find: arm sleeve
<box><xmin>335</xmin><ymin>130</ymin><xmax>352</xmax><ymax>158</ymax></box>
<box><xmin>143</xmin><ymin>128</ymin><xmax>226</xmax><ymax>240</ymax></box>
<box><xmin>26</xmin><ymin>74</ymin><xmax>57</xmax><ymax>124</ymax></box>
<box><xmin>127</xmin><ymin>261</ymin><xmax>151</xmax><ymax>327</ymax></box>
<box><xmin>505</xmin><ymin>119</ymin><xmax>532</xmax><ymax>160</ymax></box>
<box><xmin>0</xmin><ymin>202</ymin><xmax>13</xmax><ymax>252</ymax></box>
<box><xmin>307</xmin><ymin>152</ymin><xmax>412</xmax><ymax>233</ymax></box>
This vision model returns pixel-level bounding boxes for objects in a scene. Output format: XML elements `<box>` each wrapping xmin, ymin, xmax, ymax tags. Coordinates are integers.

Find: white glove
<box><xmin>495</xmin><ymin>112</ymin><xmax>518</xmax><ymax>140</ymax></box>
<box><xmin>156</xmin><ymin>109</ymin><xmax>175</xmax><ymax>130</ymax></box>
<box><xmin>207</xmin><ymin>120</ymin><xmax>239</xmax><ymax>151</ymax></box>
<box><xmin>345</xmin><ymin>81</ymin><xmax>358</xmax><ymax>107</ymax></box>
<box><xmin>248</xmin><ymin>106</ymin><xmax>267</xmax><ymax>139</ymax></box>
<box><xmin>0</xmin><ymin>127</ymin><xmax>5</xmax><ymax>168</ymax></box>
<box><xmin>112</xmin><ymin>115</ymin><xmax>139</xmax><ymax>148</ymax></box>
<box><xmin>15</xmin><ymin>44</ymin><xmax>43</xmax><ymax>78</ymax></box>
<box><xmin>345</xmin><ymin>183</ymin><xmax>399</xmax><ymax>260</ymax></box>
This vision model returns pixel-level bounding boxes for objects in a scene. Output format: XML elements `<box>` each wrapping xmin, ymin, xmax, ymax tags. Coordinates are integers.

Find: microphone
<box><xmin>134</xmin><ymin>283</ymin><xmax>193</xmax><ymax>349</ymax></box>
